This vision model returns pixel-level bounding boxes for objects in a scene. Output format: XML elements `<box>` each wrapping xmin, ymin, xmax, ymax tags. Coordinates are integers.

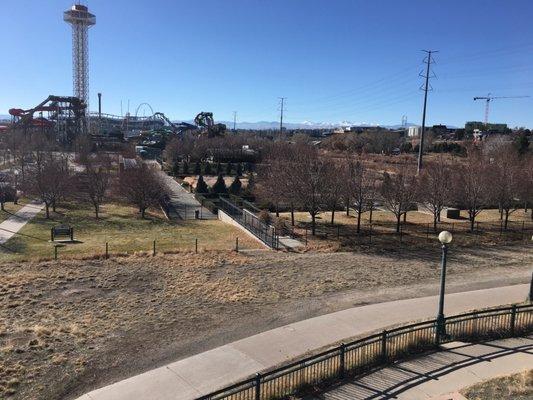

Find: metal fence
<box><xmin>197</xmin><ymin>304</ymin><xmax>533</xmax><ymax>400</ymax></box>
<box><xmin>218</xmin><ymin>197</ymin><xmax>279</xmax><ymax>249</ymax></box>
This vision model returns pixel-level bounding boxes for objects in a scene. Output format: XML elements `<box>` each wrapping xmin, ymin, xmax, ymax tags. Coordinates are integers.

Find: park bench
<box><xmin>51</xmin><ymin>224</ymin><xmax>74</xmax><ymax>242</ymax></box>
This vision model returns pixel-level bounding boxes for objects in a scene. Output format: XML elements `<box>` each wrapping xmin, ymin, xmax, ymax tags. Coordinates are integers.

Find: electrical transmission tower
<box><xmin>473</xmin><ymin>93</ymin><xmax>530</xmax><ymax>126</ymax></box>
<box><xmin>233</xmin><ymin>111</ymin><xmax>237</xmax><ymax>132</ymax></box>
<box><xmin>279</xmin><ymin>97</ymin><xmax>286</xmax><ymax>135</ymax></box>
<box><xmin>64</xmin><ymin>4</ymin><xmax>96</xmax><ymax>114</ymax></box>
<box><xmin>417</xmin><ymin>50</ymin><xmax>438</xmax><ymax>174</ymax></box>
<box><xmin>401</xmin><ymin>115</ymin><xmax>408</xmax><ymax>127</ymax></box>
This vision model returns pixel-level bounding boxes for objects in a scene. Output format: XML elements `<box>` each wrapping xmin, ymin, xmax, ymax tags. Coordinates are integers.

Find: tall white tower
<box><xmin>63</xmin><ymin>4</ymin><xmax>96</xmax><ymax>113</ymax></box>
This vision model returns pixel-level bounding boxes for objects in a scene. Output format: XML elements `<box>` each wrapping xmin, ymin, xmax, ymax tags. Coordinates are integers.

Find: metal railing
<box><xmin>218</xmin><ymin>197</ymin><xmax>279</xmax><ymax>249</ymax></box>
<box><xmin>197</xmin><ymin>304</ymin><xmax>533</xmax><ymax>400</ymax></box>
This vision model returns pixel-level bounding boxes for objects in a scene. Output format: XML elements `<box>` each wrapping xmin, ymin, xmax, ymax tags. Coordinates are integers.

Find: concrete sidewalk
<box><xmin>0</xmin><ymin>201</ymin><xmax>44</xmax><ymax>244</ymax></box>
<box><xmin>77</xmin><ymin>284</ymin><xmax>529</xmax><ymax>400</ymax></box>
<box><xmin>305</xmin><ymin>336</ymin><xmax>532</xmax><ymax>400</ymax></box>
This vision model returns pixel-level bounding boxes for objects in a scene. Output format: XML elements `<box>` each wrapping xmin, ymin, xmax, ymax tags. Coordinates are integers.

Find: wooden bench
<box><xmin>51</xmin><ymin>225</ymin><xmax>74</xmax><ymax>242</ymax></box>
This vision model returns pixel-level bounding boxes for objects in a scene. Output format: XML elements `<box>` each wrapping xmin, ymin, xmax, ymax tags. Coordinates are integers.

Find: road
<box><xmin>75</xmin><ymin>284</ymin><xmax>530</xmax><ymax>400</ymax></box>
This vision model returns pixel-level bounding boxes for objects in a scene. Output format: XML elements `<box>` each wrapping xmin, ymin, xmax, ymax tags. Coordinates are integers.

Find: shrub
<box><xmin>228</xmin><ymin>176</ymin><xmax>242</xmax><ymax>195</ymax></box>
<box><xmin>210</xmin><ymin>174</ymin><xmax>228</xmax><ymax>194</ymax></box>
<box><xmin>258</xmin><ymin>210</ymin><xmax>272</xmax><ymax>224</ymax></box>
<box><xmin>196</xmin><ymin>175</ymin><xmax>209</xmax><ymax>193</ymax></box>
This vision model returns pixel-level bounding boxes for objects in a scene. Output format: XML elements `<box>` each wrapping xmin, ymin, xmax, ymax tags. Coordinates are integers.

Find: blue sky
<box><xmin>1</xmin><ymin>0</ymin><xmax>533</xmax><ymax>127</ymax></box>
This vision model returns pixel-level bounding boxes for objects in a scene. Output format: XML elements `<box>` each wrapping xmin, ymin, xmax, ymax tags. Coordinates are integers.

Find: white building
<box><xmin>407</xmin><ymin>126</ymin><xmax>422</xmax><ymax>137</ymax></box>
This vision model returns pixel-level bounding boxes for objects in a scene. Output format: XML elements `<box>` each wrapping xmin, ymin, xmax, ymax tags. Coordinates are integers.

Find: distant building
<box><xmin>407</xmin><ymin>126</ymin><xmax>422</xmax><ymax>137</ymax></box>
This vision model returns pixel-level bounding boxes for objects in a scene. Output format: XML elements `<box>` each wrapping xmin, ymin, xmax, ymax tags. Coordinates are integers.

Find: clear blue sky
<box><xmin>1</xmin><ymin>0</ymin><xmax>533</xmax><ymax>127</ymax></box>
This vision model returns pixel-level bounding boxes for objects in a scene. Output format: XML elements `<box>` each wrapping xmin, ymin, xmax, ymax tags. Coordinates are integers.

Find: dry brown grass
<box><xmin>462</xmin><ymin>370</ymin><xmax>533</xmax><ymax>400</ymax></box>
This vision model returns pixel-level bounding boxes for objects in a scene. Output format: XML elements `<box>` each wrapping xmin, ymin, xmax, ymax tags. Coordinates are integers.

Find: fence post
<box><xmin>254</xmin><ymin>373</ymin><xmax>261</xmax><ymax>400</ymax></box>
<box><xmin>381</xmin><ymin>330</ymin><xmax>387</xmax><ymax>363</ymax></box>
<box><xmin>529</xmin><ymin>272</ymin><xmax>533</xmax><ymax>303</ymax></box>
<box><xmin>50</xmin><ymin>228</ymin><xmax>54</xmax><ymax>242</ymax></box>
<box><xmin>153</xmin><ymin>240</ymin><xmax>156</xmax><ymax>256</ymax></box>
<box><xmin>235</xmin><ymin>237</ymin><xmax>239</xmax><ymax>252</ymax></box>
<box><xmin>339</xmin><ymin>342</ymin><xmax>346</xmax><ymax>378</ymax></box>
<box><xmin>105</xmin><ymin>242</ymin><xmax>109</xmax><ymax>259</ymax></box>
<box><xmin>510</xmin><ymin>304</ymin><xmax>517</xmax><ymax>336</ymax></box>
<box><xmin>195</xmin><ymin>238</ymin><xmax>198</xmax><ymax>253</ymax></box>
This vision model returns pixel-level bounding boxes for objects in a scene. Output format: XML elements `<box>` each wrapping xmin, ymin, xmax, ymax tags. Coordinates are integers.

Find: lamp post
<box><xmin>436</xmin><ymin>230</ymin><xmax>453</xmax><ymax>342</ymax></box>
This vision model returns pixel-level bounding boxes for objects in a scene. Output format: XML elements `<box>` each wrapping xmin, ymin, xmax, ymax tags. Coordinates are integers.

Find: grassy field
<box><xmin>0</xmin><ymin>201</ymin><xmax>25</xmax><ymax>224</ymax></box>
<box><xmin>462</xmin><ymin>370</ymin><xmax>532</xmax><ymax>400</ymax></box>
<box><xmin>0</xmin><ymin>201</ymin><xmax>262</xmax><ymax>262</ymax></box>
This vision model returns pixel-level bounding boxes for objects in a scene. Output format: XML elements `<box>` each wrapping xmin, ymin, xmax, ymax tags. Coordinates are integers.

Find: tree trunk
<box><xmin>356</xmin><ymin>211</ymin><xmax>362</xmax><ymax>234</ymax></box>
<box><xmin>433</xmin><ymin>214</ymin><xmax>438</xmax><ymax>232</ymax></box>
<box><xmin>396</xmin><ymin>214</ymin><xmax>401</xmax><ymax>233</ymax></box>
<box><xmin>470</xmin><ymin>215</ymin><xmax>475</xmax><ymax>232</ymax></box>
<box><xmin>52</xmin><ymin>201</ymin><xmax>56</xmax><ymax>212</ymax></box>
<box><xmin>45</xmin><ymin>204</ymin><xmax>50</xmax><ymax>219</ymax></box>
<box><xmin>330</xmin><ymin>209</ymin><xmax>335</xmax><ymax>225</ymax></box>
<box><xmin>346</xmin><ymin>202</ymin><xmax>350</xmax><ymax>216</ymax></box>
<box><xmin>275</xmin><ymin>203</ymin><xmax>279</xmax><ymax>218</ymax></box>
<box><xmin>504</xmin><ymin>210</ymin><xmax>509</xmax><ymax>230</ymax></box>
<box><xmin>95</xmin><ymin>204</ymin><xmax>99</xmax><ymax>219</ymax></box>
<box><xmin>290</xmin><ymin>206</ymin><xmax>295</xmax><ymax>226</ymax></box>
<box><xmin>499</xmin><ymin>206</ymin><xmax>503</xmax><ymax>220</ymax></box>
<box><xmin>369</xmin><ymin>207</ymin><xmax>373</xmax><ymax>223</ymax></box>
<box><xmin>311</xmin><ymin>213</ymin><xmax>316</xmax><ymax>235</ymax></box>
<box><xmin>141</xmin><ymin>208</ymin><xmax>146</xmax><ymax>219</ymax></box>
<box><xmin>403</xmin><ymin>211</ymin><xmax>407</xmax><ymax>223</ymax></box>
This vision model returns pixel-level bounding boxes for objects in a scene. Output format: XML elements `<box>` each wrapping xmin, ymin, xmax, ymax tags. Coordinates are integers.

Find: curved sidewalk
<box><xmin>302</xmin><ymin>336</ymin><xmax>532</xmax><ymax>400</ymax></box>
<box><xmin>77</xmin><ymin>284</ymin><xmax>529</xmax><ymax>400</ymax></box>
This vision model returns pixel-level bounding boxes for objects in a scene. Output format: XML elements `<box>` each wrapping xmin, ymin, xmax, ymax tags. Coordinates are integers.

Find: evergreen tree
<box><xmin>172</xmin><ymin>162</ymin><xmax>180</xmax><ymax>176</ymax></box>
<box><xmin>246</xmin><ymin>173</ymin><xmax>255</xmax><ymax>194</ymax></box>
<box><xmin>228</xmin><ymin>176</ymin><xmax>242</xmax><ymax>195</ymax></box>
<box><xmin>196</xmin><ymin>175</ymin><xmax>209</xmax><ymax>193</ymax></box>
<box><xmin>236</xmin><ymin>163</ymin><xmax>243</xmax><ymax>176</ymax></box>
<box><xmin>204</xmin><ymin>162</ymin><xmax>212</xmax><ymax>175</ymax></box>
<box><xmin>182</xmin><ymin>161</ymin><xmax>189</xmax><ymax>174</ymax></box>
<box><xmin>194</xmin><ymin>162</ymin><xmax>201</xmax><ymax>174</ymax></box>
<box><xmin>226</xmin><ymin>162</ymin><xmax>233</xmax><ymax>175</ymax></box>
<box><xmin>216</xmin><ymin>162</ymin><xmax>223</xmax><ymax>174</ymax></box>
<box><xmin>210</xmin><ymin>174</ymin><xmax>227</xmax><ymax>194</ymax></box>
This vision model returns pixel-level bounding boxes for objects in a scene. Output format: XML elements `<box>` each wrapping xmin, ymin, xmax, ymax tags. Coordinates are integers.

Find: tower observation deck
<box><xmin>63</xmin><ymin>4</ymin><xmax>96</xmax><ymax>114</ymax></box>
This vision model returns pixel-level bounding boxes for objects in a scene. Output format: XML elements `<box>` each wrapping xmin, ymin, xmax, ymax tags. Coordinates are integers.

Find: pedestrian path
<box><xmin>76</xmin><ymin>284</ymin><xmax>529</xmax><ymax>400</ymax></box>
<box><xmin>0</xmin><ymin>201</ymin><xmax>44</xmax><ymax>244</ymax></box>
<box><xmin>302</xmin><ymin>336</ymin><xmax>532</xmax><ymax>400</ymax></box>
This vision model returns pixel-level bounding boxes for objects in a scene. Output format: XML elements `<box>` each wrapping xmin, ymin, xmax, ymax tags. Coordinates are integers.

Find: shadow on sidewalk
<box><xmin>303</xmin><ymin>336</ymin><xmax>533</xmax><ymax>400</ymax></box>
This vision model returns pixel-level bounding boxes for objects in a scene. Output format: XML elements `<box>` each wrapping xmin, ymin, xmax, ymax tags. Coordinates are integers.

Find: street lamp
<box><xmin>436</xmin><ymin>230</ymin><xmax>453</xmax><ymax>341</ymax></box>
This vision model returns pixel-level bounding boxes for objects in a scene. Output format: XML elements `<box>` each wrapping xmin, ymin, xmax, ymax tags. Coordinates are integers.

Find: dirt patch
<box><xmin>462</xmin><ymin>370</ymin><xmax>532</xmax><ymax>400</ymax></box>
<box><xmin>0</xmin><ymin>244</ymin><xmax>531</xmax><ymax>399</ymax></box>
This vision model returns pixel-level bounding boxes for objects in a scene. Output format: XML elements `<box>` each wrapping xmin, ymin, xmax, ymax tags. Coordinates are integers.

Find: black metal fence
<box><xmin>197</xmin><ymin>304</ymin><xmax>533</xmax><ymax>400</ymax></box>
<box><xmin>218</xmin><ymin>197</ymin><xmax>279</xmax><ymax>249</ymax></box>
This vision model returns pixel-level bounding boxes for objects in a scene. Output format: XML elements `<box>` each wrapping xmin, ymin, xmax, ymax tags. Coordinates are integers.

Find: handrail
<box><xmin>197</xmin><ymin>303</ymin><xmax>533</xmax><ymax>400</ymax></box>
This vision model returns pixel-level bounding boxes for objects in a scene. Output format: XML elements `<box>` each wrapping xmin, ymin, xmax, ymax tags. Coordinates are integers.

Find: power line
<box><xmin>417</xmin><ymin>50</ymin><xmax>438</xmax><ymax>174</ymax></box>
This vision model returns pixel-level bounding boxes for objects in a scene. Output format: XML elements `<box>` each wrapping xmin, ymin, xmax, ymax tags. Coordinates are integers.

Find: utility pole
<box><xmin>417</xmin><ymin>50</ymin><xmax>438</xmax><ymax>174</ymax></box>
<box><xmin>232</xmin><ymin>111</ymin><xmax>237</xmax><ymax>132</ymax></box>
<box><xmin>279</xmin><ymin>97</ymin><xmax>286</xmax><ymax>135</ymax></box>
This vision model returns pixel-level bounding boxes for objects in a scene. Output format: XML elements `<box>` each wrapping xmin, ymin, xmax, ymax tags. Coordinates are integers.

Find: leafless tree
<box><xmin>119</xmin><ymin>163</ymin><xmax>171</xmax><ymax>218</ymax></box>
<box><xmin>76</xmin><ymin>154</ymin><xmax>112</xmax><ymax>218</ymax></box>
<box><xmin>453</xmin><ymin>150</ymin><xmax>489</xmax><ymax>232</ymax></box>
<box><xmin>488</xmin><ymin>146</ymin><xmax>522</xmax><ymax>230</ymax></box>
<box><xmin>380</xmin><ymin>168</ymin><xmax>418</xmax><ymax>233</ymax></box>
<box><xmin>323</xmin><ymin>160</ymin><xmax>345</xmax><ymax>225</ymax></box>
<box><xmin>417</xmin><ymin>156</ymin><xmax>453</xmax><ymax>232</ymax></box>
<box><xmin>349</xmin><ymin>158</ymin><xmax>378</xmax><ymax>234</ymax></box>
<box><xmin>25</xmin><ymin>153</ymin><xmax>72</xmax><ymax>219</ymax></box>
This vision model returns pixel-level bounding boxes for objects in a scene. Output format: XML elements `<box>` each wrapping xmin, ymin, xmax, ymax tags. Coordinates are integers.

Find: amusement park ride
<box><xmin>7</xmin><ymin>94</ymin><xmax>227</xmax><ymax>145</ymax></box>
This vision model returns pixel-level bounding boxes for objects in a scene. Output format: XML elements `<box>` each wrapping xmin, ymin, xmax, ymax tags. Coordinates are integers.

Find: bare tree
<box><xmin>76</xmin><ymin>154</ymin><xmax>112</xmax><ymax>218</ymax></box>
<box><xmin>489</xmin><ymin>146</ymin><xmax>522</xmax><ymax>230</ymax></box>
<box><xmin>453</xmin><ymin>150</ymin><xmax>489</xmax><ymax>232</ymax></box>
<box><xmin>323</xmin><ymin>160</ymin><xmax>345</xmax><ymax>225</ymax></box>
<box><xmin>349</xmin><ymin>158</ymin><xmax>378</xmax><ymax>234</ymax></box>
<box><xmin>380</xmin><ymin>169</ymin><xmax>418</xmax><ymax>233</ymax></box>
<box><xmin>417</xmin><ymin>156</ymin><xmax>453</xmax><ymax>232</ymax></box>
<box><xmin>119</xmin><ymin>163</ymin><xmax>170</xmax><ymax>218</ymax></box>
<box><xmin>26</xmin><ymin>154</ymin><xmax>72</xmax><ymax>219</ymax></box>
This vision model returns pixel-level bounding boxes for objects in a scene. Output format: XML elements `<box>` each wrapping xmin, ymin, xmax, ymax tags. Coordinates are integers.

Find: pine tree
<box><xmin>194</xmin><ymin>162</ymin><xmax>201</xmax><ymax>175</ymax></box>
<box><xmin>216</xmin><ymin>162</ymin><xmax>223</xmax><ymax>174</ymax></box>
<box><xmin>236</xmin><ymin>163</ymin><xmax>243</xmax><ymax>176</ymax></box>
<box><xmin>196</xmin><ymin>175</ymin><xmax>209</xmax><ymax>193</ymax></box>
<box><xmin>226</xmin><ymin>162</ymin><xmax>233</xmax><ymax>176</ymax></box>
<box><xmin>228</xmin><ymin>176</ymin><xmax>242</xmax><ymax>195</ymax></box>
<box><xmin>210</xmin><ymin>174</ymin><xmax>227</xmax><ymax>194</ymax></box>
<box><xmin>204</xmin><ymin>163</ymin><xmax>212</xmax><ymax>175</ymax></box>
<box><xmin>182</xmin><ymin>161</ymin><xmax>189</xmax><ymax>174</ymax></box>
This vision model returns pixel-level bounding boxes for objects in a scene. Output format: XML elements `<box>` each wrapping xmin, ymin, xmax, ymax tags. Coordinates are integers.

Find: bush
<box><xmin>196</xmin><ymin>175</ymin><xmax>209</xmax><ymax>193</ymax></box>
<box><xmin>228</xmin><ymin>176</ymin><xmax>242</xmax><ymax>195</ymax></box>
<box><xmin>258</xmin><ymin>210</ymin><xmax>272</xmax><ymax>225</ymax></box>
<box><xmin>194</xmin><ymin>162</ymin><xmax>201</xmax><ymax>174</ymax></box>
<box><xmin>210</xmin><ymin>174</ymin><xmax>228</xmax><ymax>194</ymax></box>
<box><xmin>204</xmin><ymin>163</ymin><xmax>212</xmax><ymax>175</ymax></box>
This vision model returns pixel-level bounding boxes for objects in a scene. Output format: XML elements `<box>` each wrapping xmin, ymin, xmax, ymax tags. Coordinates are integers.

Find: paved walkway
<box><xmin>76</xmin><ymin>284</ymin><xmax>529</xmax><ymax>400</ymax></box>
<box><xmin>302</xmin><ymin>336</ymin><xmax>532</xmax><ymax>400</ymax></box>
<box><xmin>0</xmin><ymin>201</ymin><xmax>45</xmax><ymax>244</ymax></box>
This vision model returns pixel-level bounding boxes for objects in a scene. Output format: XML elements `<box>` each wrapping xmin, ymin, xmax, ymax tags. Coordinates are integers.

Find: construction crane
<box><xmin>473</xmin><ymin>93</ymin><xmax>529</xmax><ymax>125</ymax></box>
